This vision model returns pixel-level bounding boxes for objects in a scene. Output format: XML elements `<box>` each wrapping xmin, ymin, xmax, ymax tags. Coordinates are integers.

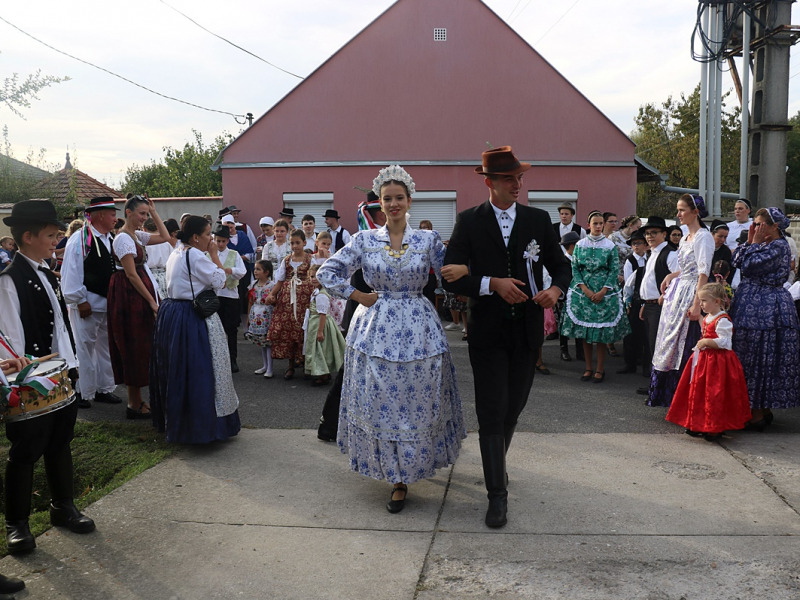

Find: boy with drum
<box><xmin>0</xmin><ymin>199</ymin><xmax>95</xmax><ymax>564</ymax></box>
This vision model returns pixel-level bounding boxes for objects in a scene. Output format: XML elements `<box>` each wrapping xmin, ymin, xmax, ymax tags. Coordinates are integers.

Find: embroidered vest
<box><xmin>84</xmin><ymin>234</ymin><xmax>116</xmax><ymax>297</ymax></box>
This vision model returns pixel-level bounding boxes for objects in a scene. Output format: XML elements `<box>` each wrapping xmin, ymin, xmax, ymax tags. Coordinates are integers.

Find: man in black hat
<box><xmin>61</xmin><ymin>197</ymin><xmax>122</xmax><ymax>408</ymax></box>
<box><xmin>553</xmin><ymin>201</ymin><xmax>586</xmax><ymax>241</ymax></box>
<box><xmin>0</xmin><ymin>199</ymin><xmax>95</xmax><ymax>569</ymax></box>
<box><xmin>443</xmin><ymin>146</ymin><xmax>571</xmax><ymax>529</ymax></box>
<box><xmin>324</xmin><ymin>209</ymin><xmax>351</xmax><ymax>252</ymax></box>
<box><xmin>617</xmin><ymin>229</ymin><xmax>649</xmax><ymax>375</ymax></box>
<box><xmin>228</xmin><ymin>205</ymin><xmax>258</xmax><ymax>252</ymax></box>
<box><xmin>279</xmin><ymin>207</ymin><xmax>296</xmax><ymax>230</ymax></box>
<box><xmin>635</xmin><ymin>216</ymin><xmax>678</xmax><ymax>395</ymax></box>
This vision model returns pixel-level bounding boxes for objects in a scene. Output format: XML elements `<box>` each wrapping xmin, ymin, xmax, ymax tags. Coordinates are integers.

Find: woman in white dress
<box><xmin>317</xmin><ymin>165</ymin><xmax>466</xmax><ymax>514</ymax></box>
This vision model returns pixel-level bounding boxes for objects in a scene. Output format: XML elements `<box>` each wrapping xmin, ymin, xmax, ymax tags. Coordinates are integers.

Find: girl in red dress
<box><xmin>666</xmin><ymin>282</ymin><xmax>751</xmax><ymax>440</ymax></box>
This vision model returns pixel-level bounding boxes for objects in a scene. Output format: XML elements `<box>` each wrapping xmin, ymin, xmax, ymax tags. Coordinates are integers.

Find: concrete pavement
<box><xmin>2</xmin><ymin>427</ymin><xmax>800</xmax><ymax>599</ymax></box>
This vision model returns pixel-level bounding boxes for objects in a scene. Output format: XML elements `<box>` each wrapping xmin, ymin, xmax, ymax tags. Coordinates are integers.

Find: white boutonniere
<box><xmin>523</xmin><ymin>239</ymin><xmax>540</xmax><ymax>263</ymax></box>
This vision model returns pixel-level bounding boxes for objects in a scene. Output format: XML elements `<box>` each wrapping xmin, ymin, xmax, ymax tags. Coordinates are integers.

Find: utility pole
<box><xmin>745</xmin><ymin>0</ymin><xmax>795</xmax><ymax>211</ymax></box>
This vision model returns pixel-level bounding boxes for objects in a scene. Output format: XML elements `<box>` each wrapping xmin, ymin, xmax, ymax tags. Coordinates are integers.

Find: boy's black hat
<box><xmin>641</xmin><ymin>216</ymin><xmax>668</xmax><ymax>232</ymax></box>
<box><xmin>213</xmin><ymin>224</ymin><xmax>231</xmax><ymax>238</ymax></box>
<box><xmin>627</xmin><ymin>229</ymin><xmax>646</xmax><ymax>246</ymax></box>
<box><xmin>3</xmin><ymin>199</ymin><xmax>66</xmax><ymax>228</ymax></box>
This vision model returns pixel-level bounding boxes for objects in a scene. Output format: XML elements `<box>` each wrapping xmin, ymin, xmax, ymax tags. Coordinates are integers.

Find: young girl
<box><xmin>303</xmin><ymin>264</ymin><xmax>346</xmax><ymax>386</ymax></box>
<box><xmin>560</xmin><ymin>210</ymin><xmax>630</xmax><ymax>383</ymax></box>
<box><xmin>311</xmin><ymin>231</ymin><xmax>345</xmax><ymax>328</ymax></box>
<box><xmin>666</xmin><ymin>282</ymin><xmax>751</xmax><ymax>440</ymax></box>
<box><xmin>267</xmin><ymin>229</ymin><xmax>314</xmax><ymax>379</ymax></box>
<box><xmin>246</xmin><ymin>260</ymin><xmax>276</xmax><ymax>378</ymax></box>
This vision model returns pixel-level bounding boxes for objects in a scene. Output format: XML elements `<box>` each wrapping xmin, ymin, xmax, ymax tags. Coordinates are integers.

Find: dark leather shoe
<box><xmin>386</xmin><ymin>485</ymin><xmax>408</xmax><ymax>513</ymax></box>
<box><xmin>50</xmin><ymin>501</ymin><xmax>95</xmax><ymax>534</ymax></box>
<box><xmin>95</xmin><ymin>391</ymin><xmax>122</xmax><ymax>404</ymax></box>
<box><xmin>0</xmin><ymin>573</ymin><xmax>25</xmax><ymax>594</ymax></box>
<box><xmin>76</xmin><ymin>393</ymin><xmax>91</xmax><ymax>409</ymax></box>
<box><xmin>317</xmin><ymin>430</ymin><xmax>336</xmax><ymax>442</ymax></box>
<box><xmin>485</xmin><ymin>495</ymin><xmax>508</xmax><ymax>528</ymax></box>
<box><xmin>6</xmin><ymin>520</ymin><xmax>35</xmax><ymax>554</ymax></box>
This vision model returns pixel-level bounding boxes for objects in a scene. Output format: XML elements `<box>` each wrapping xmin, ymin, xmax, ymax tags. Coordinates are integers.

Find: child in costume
<box><xmin>303</xmin><ymin>264</ymin><xmax>346</xmax><ymax>386</ymax></box>
<box><xmin>666</xmin><ymin>282</ymin><xmax>751</xmax><ymax>440</ymax></box>
<box><xmin>246</xmin><ymin>259</ymin><xmax>276</xmax><ymax>378</ymax></box>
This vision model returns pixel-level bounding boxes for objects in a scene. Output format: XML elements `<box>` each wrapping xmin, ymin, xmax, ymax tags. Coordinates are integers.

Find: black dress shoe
<box><xmin>485</xmin><ymin>495</ymin><xmax>508</xmax><ymax>528</ymax></box>
<box><xmin>386</xmin><ymin>485</ymin><xmax>408</xmax><ymax>513</ymax></box>
<box><xmin>317</xmin><ymin>430</ymin><xmax>336</xmax><ymax>442</ymax></box>
<box><xmin>50</xmin><ymin>501</ymin><xmax>95</xmax><ymax>534</ymax></box>
<box><xmin>76</xmin><ymin>393</ymin><xmax>91</xmax><ymax>409</ymax></box>
<box><xmin>95</xmin><ymin>391</ymin><xmax>122</xmax><ymax>404</ymax></box>
<box><xmin>0</xmin><ymin>573</ymin><xmax>25</xmax><ymax>594</ymax></box>
<box><xmin>6</xmin><ymin>520</ymin><xmax>35</xmax><ymax>554</ymax></box>
<box><xmin>616</xmin><ymin>366</ymin><xmax>637</xmax><ymax>374</ymax></box>
<box><xmin>560</xmin><ymin>350</ymin><xmax>572</xmax><ymax>362</ymax></box>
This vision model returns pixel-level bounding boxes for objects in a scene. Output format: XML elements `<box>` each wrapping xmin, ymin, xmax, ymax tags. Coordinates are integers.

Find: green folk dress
<box><xmin>303</xmin><ymin>288</ymin><xmax>346</xmax><ymax>376</ymax></box>
<box><xmin>560</xmin><ymin>236</ymin><xmax>630</xmax><ymax>344</ymax></box>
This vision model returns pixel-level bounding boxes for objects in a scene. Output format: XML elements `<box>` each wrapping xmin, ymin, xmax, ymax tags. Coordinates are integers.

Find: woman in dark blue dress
<box><xmin>730</xmin><ymin>207</ymin><xmax>800</xmax><ymax>429</ymax></box>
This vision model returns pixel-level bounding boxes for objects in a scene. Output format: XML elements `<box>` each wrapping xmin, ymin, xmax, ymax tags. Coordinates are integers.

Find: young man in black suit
<box><xmin>443</xmin><ymin>146</ymin><xmax>572</xmax><ymax>528</ymax></box>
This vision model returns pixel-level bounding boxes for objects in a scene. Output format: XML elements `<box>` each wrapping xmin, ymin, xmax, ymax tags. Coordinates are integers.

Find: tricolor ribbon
<box><xmin>0</xmin><ymin>362</ymin><xmax>58</xmax><ymax>409</ymax></box>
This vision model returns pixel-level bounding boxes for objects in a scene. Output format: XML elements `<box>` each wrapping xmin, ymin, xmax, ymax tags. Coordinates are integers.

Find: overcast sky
<box><xmin>2</xmin><ymin>0</ymin><xmax>799</xmax><ymax>187</ymax></box>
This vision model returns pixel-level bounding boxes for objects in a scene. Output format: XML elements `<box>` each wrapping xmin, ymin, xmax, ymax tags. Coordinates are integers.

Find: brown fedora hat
<box><xmin>475</xmin><ymin>146</ymin><xmax>531</xmax><ymax>176</ymax></box>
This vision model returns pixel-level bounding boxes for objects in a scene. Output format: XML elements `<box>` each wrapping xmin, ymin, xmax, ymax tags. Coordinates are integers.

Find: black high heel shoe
<box><xmin>386</xmin><ymin>484</ymin><xmax>408</xmax><ymax>513</ymax></box>
<box><xmin>592</xmin><ymin>371</ymin><xmax>605</xmax><ymax>383</ymax></box>
<box><xmin>580</xmin><ymin>370</ymin><xmax>593</xmax><ymax>382</ymax></box>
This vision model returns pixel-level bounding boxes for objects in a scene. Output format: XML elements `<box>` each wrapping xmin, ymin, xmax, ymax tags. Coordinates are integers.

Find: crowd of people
<box><xmin>1</xmin><ymin>145</ymin><xmax>799</xmax><ymax>593</ymax></box>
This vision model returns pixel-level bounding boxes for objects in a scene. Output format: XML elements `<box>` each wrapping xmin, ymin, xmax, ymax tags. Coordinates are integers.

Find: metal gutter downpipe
<box><xmin>715</xmin><ymin>4</ymin><xmax>724</xmax><ymax>216</ymax></box>
<box><xmin>739</xmin><ymin>10</ymin><xmax>751</xmax><ymax>199</ymax></box>
<box><xmin>699</xmin><ymin>3</ymin><xmax>709</xmax><ymax>202</ymax></box>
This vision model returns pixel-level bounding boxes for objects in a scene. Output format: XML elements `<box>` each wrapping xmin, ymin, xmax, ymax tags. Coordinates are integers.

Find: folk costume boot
<box><xmin>503</xmin><ymin>425</ymin><xmax>516</xmax><ymax>486</ymax></box>
<box><xmin>44</xmin><ymin>453</ymin><xmax>95</xmax><ymax>534</ymax></box>
<box><xmin>479</xmin><ymin>435</ymin><xmax>508</xmax><ymax>529</ymax></box>
<box><xmin>5</xmin><ymin>460</ymin><xmax>35</xmax><ymax>554</ymax></box>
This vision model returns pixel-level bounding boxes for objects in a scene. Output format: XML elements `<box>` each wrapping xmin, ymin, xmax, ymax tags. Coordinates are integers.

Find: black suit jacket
<box><xmin>443</xmin><ymin>201</ymin><xmax>572</xmax><ymax>350</ymax></box>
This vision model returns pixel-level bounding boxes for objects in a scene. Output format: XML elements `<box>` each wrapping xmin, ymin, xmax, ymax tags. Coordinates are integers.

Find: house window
<box><xmin>409</xmin><ymin>191</ymin><xmax>456</xmax><ymax>240</ymax></box>
<box><xmin>434</xmin><ymin>28</ymin><xmax>447</xmax><ymax>41</ymax></box>
<box><xmin>282</xmin><ymin>193</ymin><xmax>333</xmax><ymax>234</ymax></box>
<box><xmin>528</xmin><ymin>191</ymin><xmax>579</xmax><ymax>224</ymax></box>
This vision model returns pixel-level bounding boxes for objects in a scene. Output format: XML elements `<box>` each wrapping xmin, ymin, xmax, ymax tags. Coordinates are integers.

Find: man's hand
<box><xmin>77</xmin><ymin>302</ymin><xmax>92</xmax><ymax>319</ymax></box>
<box><xmin>532</xmin><ymin>286</ymin><xmax>561</xmax><ymax>309</ymax></box>
<box><xmin>490</xmin><ymin>277</ymin><xmax>529</xmax><ymax>304</ymax></box>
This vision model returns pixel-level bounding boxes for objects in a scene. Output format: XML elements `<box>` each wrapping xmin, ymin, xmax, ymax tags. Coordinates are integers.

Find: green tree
<box><xmin>121</xmin><ymin>130</ymin><xmax>235</xmax><ymax>197</ymax></box>
<box><xmin>786</xmin><ymin>111</ymin><xmax>800</xmax><ymax>200</ymax></box>
<box><xmin>631</xmin><ymin>85</ymin><xmax>741</xmax><ymax>216</ymax></box>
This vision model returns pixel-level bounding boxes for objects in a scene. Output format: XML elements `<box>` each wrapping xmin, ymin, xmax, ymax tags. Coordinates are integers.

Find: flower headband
<box><xmin>372</xmin><ymin>165</ymin><xmax>416</xmax><ymax>197</ymax></box>
<box><xmin>766</xmin><ymin>206</ymin><xmax>790</xmax><ymax>232</ymax></box>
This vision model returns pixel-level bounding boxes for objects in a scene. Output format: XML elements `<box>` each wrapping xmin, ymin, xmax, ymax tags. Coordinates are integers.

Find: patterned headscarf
<box><xmin>766</xmin><ymin>206</ymin><xmax>791</xmax><ymax>233</ymax></box>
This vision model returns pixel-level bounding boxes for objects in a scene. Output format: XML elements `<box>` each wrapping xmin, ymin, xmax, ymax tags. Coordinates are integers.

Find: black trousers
<box><xmin>641</xmin><ymin>302</ymin><xmax>663</xmax><ymax>359</ymax></box>
<box><xmin>468</xmin><ymin>322</ymin><xmax>535</xmax><ymax>437</ymax></box>
<box><xmin>623</xmin><ymin>302</ymin><xmax>650</xmax><ymax>371</ymax></box>
<box><xmin>217</xmin><ymin>297</ymin><xmax>240</xmax><ymax>363</ymax></box>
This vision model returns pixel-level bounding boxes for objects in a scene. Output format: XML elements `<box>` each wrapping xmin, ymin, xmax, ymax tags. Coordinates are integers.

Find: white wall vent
<box><xmin>434</xmin><ymin>28</ymin><xmax>447</xmax><ymax>41</ymax></box>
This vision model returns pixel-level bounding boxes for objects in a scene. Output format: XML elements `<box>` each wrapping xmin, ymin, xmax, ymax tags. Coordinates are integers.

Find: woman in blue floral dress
<box><xmin>317</xmin><ymin>165</ymin><xmax>466</xmax><ymax>514</ymax></box>
<box><xmin>560</xmin><ymin>211</ymin><xmax>630</xmax><ymax>383</ymax></box>
<box><xmin>730</xmin><ymin>207</ymin><xmax>800</xmax><ymax>429</ymax></box>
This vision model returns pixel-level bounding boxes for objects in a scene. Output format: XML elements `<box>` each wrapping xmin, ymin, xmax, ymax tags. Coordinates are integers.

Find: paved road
<box><xmin>79</xmin><ymin>328</ymin><xmax>800</xmax><ymax>435</ymax></box>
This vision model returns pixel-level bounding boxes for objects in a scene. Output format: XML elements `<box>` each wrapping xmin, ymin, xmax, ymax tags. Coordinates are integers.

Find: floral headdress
<box><xmin>372</xmin><ymin>165</ymin><xmax>416</xmax><ymax>197</ymax></box>
<box><xmin>766</xmin><ymin>206</ymin><xmax>791</xmax><ymax>233</ymax></box>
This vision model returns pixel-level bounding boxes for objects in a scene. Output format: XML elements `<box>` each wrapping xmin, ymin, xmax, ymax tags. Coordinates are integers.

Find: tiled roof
<box><xmin>0</xmin><ymin>153</ymin><xmax>51</xmax><ymax>181</ymax></box>
<box><xmin>35</xmin><ymin>168</ymin><xmax>121</xmax><ymax>204</ymax></box>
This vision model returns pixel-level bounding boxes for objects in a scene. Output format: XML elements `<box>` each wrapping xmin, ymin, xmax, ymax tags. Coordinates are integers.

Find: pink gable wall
<box><xmin>222</xmin><ymin>0</ymin><xmax>634</xmax><ymax>164</ymax></box>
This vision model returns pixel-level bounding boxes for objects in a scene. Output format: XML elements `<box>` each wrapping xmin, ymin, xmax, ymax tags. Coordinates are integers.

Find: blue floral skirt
<box><xmin>150</xmin><ymin>299</ymin><xmax>241</xmax><ymax>444</ymax></box>
<box><xmin>338</xmin><ymin>346</ymin><xmax>466</xmax><ymax>484</ymax></box>
<box><xmin>647</xmin><ymin>320</ymin><xmax>701</xmax><ymax>407</ymax></box>
<box><xmin>733</xmin><ymin>326</ymin><xmax>800</xmax><ymax>409</ymax></box>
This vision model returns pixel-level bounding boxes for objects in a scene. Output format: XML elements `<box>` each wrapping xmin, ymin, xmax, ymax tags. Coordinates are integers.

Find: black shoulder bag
<box><xmin>186</xmin><ymin>250</ymin><xmax>220</xmax><ymax>318</ymax></box>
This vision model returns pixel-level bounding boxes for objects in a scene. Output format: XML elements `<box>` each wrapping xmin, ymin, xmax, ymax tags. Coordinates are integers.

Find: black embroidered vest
<box><xmin>655</xmin><ymin>243</ymin><xmax>677</xmax><ymax>289</ymax></box>
<box><xmin>1</xmin><ymin>254</ymin><xmax>74</xmax><ymax>357</ymax></box>
<box><xmin>83</xmin><ymin>234</ymin><xmax>116</xmax><ymax>297</ymax></box>
<box><xmin>333</xmin><ymin>229</ymin><xmax>347</xmax><ymax>252</ymax></box>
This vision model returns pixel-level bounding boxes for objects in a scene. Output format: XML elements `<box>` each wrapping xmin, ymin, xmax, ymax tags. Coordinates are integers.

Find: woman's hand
<box><xmin>580</xmin><ymin>284</ymin><xmax>594</xmax><ymax>300</ymax></box>
<box><xmin>351</xmin><ymin>290</ymin><xmax>378</xmax><ymax>307</ymax></box>
<box><xmin>752</xmin><ymin>222</ymin><xmax>772</xmax><ymax>244</ymax></box>
<box><xmin>687</xmin><ymin>302</ymin><xmax>701</xmax><ymax>321</ymax></box>
<box><xmin>747</xmin><ymin>222</ymin><xmax>756</xmax><ymax>244</ymax></box>
<box><xmin>317</xmin><ymin>247</ymin><xmax>331</xmax><ymax>259</ymax></box>
<box><xmin>660</xmin><ymin>273</ymin><xmax>677</xmax><ymax>295</ymax></box>
<box><xmin>592</xmin><ymin>287</ymin><xmax>607</xmax><ymax>304</ymax></box>
<box><xmin>316</xmin><ymin>330</ymin><xmax>325</xmax><ymax>342</ymax></box>
<box><xmin>441</xmin><ymin>264</ymin><xmax>468</xmax><ymax>283</ymax></box>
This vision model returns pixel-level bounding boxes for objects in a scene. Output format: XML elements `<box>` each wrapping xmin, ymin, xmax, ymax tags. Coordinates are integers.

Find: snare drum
<box><xmin>3</xmin><ymin>359</ymin><xmax>75</xmax><ymax>423</ymax></box>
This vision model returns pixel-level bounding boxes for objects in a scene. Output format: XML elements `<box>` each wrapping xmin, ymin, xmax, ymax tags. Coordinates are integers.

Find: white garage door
<box><xmin>409</xmin><ymin>191</ymin><xmax>457</xmax><ymax>240</ymax></box>
<box><xmin>282</xmin><ymin>193</ymin><xmax>334</xmax><ymax>233</ymax></box>
<box><xmin>528</xmin><ymin>191</ymin><xmax>579</xmax><ymax>224</ymax></box>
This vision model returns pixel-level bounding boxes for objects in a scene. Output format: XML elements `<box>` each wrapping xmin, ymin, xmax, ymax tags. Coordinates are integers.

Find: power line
<box><xmin>159</xmin><ymin>0</ymin><xmax>304</xmax><ymax>80</ymax></box>
<box><xmin>506</xmin><ymin>0</ymin><xmax>525</xmax><ymax>22</ymax></box>
<box><xmin>533</xmin><ymin>0</ymin><xmax>582</xmax><ymax>43</ymax></box>
<box><xmin>509</xmin><ymin>0</ymin><xmax>535</xmax><ymax>24</ymax></box>
<box><xmin>0</xmin><ymin>14</ymin><xmax>248</xmax><ymax>122</ymax></box>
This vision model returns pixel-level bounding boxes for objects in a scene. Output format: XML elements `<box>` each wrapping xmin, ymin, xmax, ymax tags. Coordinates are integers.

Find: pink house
<box><xmin>215</xmin><ymin>0</ymin><xmax>636</xmax><ymax>239</ymax></box>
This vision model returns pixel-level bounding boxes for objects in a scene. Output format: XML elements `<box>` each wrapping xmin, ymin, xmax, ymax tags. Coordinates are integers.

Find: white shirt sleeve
<box><xmin>60</xmin><ymin>232</ymin><xmax>88</xmax><ymax>306</ymax></box>
<box><xmin>694</xmin><ymin>230</ymin><xmax>715</xmax><ymax>276</ymax></box>
<box><xmin>713</xmin><ymin>316</ymin><xmax>733</xmax><ymax>351</ymax></box>
<box><xmin>275</xmin><ymin>258</ymin><xmax>287</xmax><ymax>282</ymax></box>
<box><xmin>667</xmin><ymin>249</ymin><xmax>680</xmax><ymax>272</ymax></box>
<box><xmin>315</xmin><ymin>292</ymin><xmax>331</xmax><ymax>315</ymax></box>
<box><xmin>0</xmin><ymin>275</ymin><xmax>24</xmax><ymax>357</ymax></box>
<box><xmin>112</xmin><ymin>231</ymin><xmax>137</xmax><ymax>260</ymax></box>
